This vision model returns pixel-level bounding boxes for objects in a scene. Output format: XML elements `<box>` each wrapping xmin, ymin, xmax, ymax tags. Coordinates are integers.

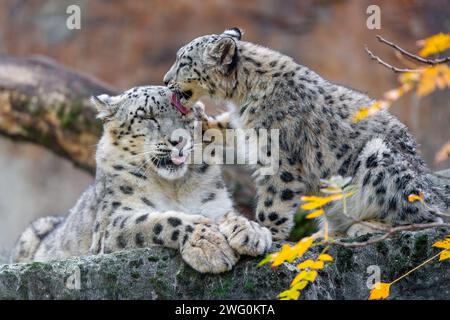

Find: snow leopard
<box><xmin>163</xmin><ymin>28</ymin><xmax>448</xmax><ymax>240</ymax></box>
<box><xmin>10</xmin><ymin>85</ymin><xmax>272</xmax><ymax>273</ymax></box>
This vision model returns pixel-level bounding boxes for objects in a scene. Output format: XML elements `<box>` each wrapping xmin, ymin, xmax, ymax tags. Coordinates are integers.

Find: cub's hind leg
<box><xmin>343</xmin><ymin>138</ymin><xmax>443</xmax><ymax>237</ymax></box>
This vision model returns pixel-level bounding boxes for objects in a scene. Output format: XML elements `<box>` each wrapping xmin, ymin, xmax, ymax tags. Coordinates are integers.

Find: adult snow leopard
<box><xmin>163</xmin><ymin>28</ymin><xmax>448</xmax><ymax>240</ymax></box>
<box><xmin>11</xmin><ymin>85</ymin><xmax>271</xmax><ymax>273</ymax></box>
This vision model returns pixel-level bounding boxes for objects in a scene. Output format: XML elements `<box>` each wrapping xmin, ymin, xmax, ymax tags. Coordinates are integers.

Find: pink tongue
<box><xmin>171</xmin><ymin>154</ymin><xmax>187</xmax><ymax>165</ymax></box>
<box><xmin>171</xmin><ymin>92</ymin><xmax>190</xmax><ymax>115</ymax></box>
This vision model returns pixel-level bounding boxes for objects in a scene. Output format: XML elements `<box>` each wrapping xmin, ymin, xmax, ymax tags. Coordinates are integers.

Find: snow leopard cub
<box><xmin>164</xmin><ymin>28</ymin><xmax>448</xmax><ymax>240</ymax></box>
<box><xmin>11</xmin><ymin>85</ymin><xmax>271</xmax><ymax>273</ymax></box>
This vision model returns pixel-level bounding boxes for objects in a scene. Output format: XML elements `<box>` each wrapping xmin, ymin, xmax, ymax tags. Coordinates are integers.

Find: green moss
<box><xmin>214</xmin><ymin>277</ymin><xmax>234</xmax><ymax>299</ymax></box>
<box><xmin>376</xmin><ymin>241</ymin><xmax>389</xmax><ymax>255</ymax></box>
<box><xmin>289</xmin><ymin>209</ymin><xmax>316</xmax><ymax>241</ymax></box>
<box><xmin>412</xmin><ymin>234</ymin><xmax>429</xmax><ymax>261</ymax></box>
<box><xmin>244</xmin><ymin>279</ymin><xmax>256</xmax><ymax>292</ymax></box>
<box><xmin>147</xmin><ymin>256</ymin><xmax>159</xmax><ymax>263</ymax></box>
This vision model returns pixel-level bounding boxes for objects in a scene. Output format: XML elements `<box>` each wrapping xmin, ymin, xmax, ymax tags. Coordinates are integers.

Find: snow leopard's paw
<box><xmin>180</xmin><ymin>224</ymin><xmax>239</xmax><ymax>273</ymax></box>
<box><xmin>219</xmin><ymin>212</ymin><xmax>272</xmax><ymax>256</ymax></box>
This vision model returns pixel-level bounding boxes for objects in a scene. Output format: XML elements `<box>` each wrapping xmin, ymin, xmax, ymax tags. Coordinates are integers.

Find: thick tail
<box><xmin>10</xmin><ymin>216</ymin><xmax>64</xmax><ymax>263</ymax></box>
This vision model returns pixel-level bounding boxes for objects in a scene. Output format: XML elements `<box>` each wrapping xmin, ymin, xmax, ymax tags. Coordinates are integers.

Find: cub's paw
<box><xmin>180</xmin><ymin>224</ymin><xmax>239</xmax><ymax>273</ymax></box>
<box><xmin>219</xmin><ymin>214</ymin><xmax>272</xmax><ymax>256</ymax></box>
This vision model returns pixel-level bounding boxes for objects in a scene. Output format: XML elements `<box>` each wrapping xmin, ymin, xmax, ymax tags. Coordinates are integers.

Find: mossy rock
<box><xmin>0</xmin><ymin>227</ymin><xmax>448</xmax><ymax>300</ymax></box>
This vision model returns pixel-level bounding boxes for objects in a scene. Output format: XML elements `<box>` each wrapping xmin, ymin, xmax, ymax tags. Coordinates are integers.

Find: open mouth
<box><xmin>171</xmin><ymin>90</ymin><xmax>192</xmax><ymax>115</ymax></box>
<box><xmin>151</xmin><ymin>154</ymin><xmax>187</xmax><ymax>169</ymax></box>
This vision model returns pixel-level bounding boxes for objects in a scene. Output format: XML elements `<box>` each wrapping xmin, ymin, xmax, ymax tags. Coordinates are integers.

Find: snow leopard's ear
<box><xmin>205</xmin><ymin>34</ymin><xmax>239</xmax><ymax>75</ymax></box>
<box><xmin>223</xmin><ymin>27</ymin><xmax>243</xmax><ymax>40</ymax></box>
<box><xmin>91</xmin><ymin>94</ymin><xmax>119</xmax><ymax>121</ymax></box>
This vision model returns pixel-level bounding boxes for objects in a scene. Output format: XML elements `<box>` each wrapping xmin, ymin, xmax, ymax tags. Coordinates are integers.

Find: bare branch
<box><xmin>365</xmin><ymin>46</ymin><xmax>421</xmax><ymax>73</ymax></box>
<box><xmin>376</xmin><ymin>35</ymin><xmax>450</xmax><ymax>65</ymax></box>
<box><xmin>323</xmin><ymin>222</ymin><xmax>449</xmax><ymax>248</ymax></box>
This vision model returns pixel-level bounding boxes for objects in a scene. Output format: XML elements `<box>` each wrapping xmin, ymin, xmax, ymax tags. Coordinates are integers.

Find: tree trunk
<box><xmin>0</xmin><ymin>54</ymin><xmax>116</xmax><ymax>173</ymax></box>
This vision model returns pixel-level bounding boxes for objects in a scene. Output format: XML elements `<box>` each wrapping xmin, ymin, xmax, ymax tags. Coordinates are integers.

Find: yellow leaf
<box><xmin>301</xmin><ymin>194</ymin><xmax>343</xmax><ymax>210</ymax></box>
<box><xmin>435</xmin><ymin>140</ymin><xmax>450</xmax><ymax>163</ymax></box>
<box><xmin>408</xmin><ymin>192</ymin><xmax>424</xmax><ymax>203</ymax></box>
<box><xmin>417</xmin><ymin>65</ymin><xmax>450</xmax><ymax>97</ymax></box>
<box><xmin>272</xmin><ymin>244</ymin><xmax>295</xmax><ymax>267</ymax></box>
<box><xmin>297</xmin><ymin>259</ymin><xmax>324</xmax><ymax>270</ymax></box>
<box><xmin>399</xmin><ymin>72</ymin><xmax>420</xmax><ymax>85</ymax></box>
<box><xmin>292</xmin><ymin>236</ymin><xmax>314</xmax><ymax>259</ymax></box>
<box><xmin>258</xmin><ymin>253</ymin><xmax>274</xmax><ymax>267</ymax></box>
<box><xmin>291</xmin><ymin>270</ymin><xmax>318</xmax><ymax>286</ymax></box>
<box><xmin>439</xmin><ymin>250</ymin><xmax>450</xmax><ymax>261</ymax></box>
<box><xmin>433</xmin><ymin>236</ymin><xmax>450</xmax><ymax>250</ymax></box>
<box><xmin>369</xmin><ymin>282</ymin><xmax>391</xmax><ymax>300</ymax></box>
<box><xmin>306</xmin><ymin>209</ymin><xmax>325</xmax><ymax>219</ymax></box>
<box><xmin>291</xmin><ymin>280</ymin><xmax>309</xmax><ymax>291</ymax></box>
<box><xmin>278</xmin><ymin>288</ymin><xmax>300</xmax><ymax>300</ymax></box>
<box><xmin>352</xmin><ymin>101</ymin><xmax>389</xmax><ymax>122</ymax></box>
<box><xmin>318</xmin><ymin>253</ymin><xmax>333</xmax><ymax>262</ymax></box>
<box><xmin>418</xmin><ymin>33</ymin><xmax>450</xmax><ymax>57</ymax></box>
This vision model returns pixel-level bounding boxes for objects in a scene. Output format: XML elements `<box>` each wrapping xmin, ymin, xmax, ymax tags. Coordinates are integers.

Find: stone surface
<box><xmin>0</xmin><ymin>226</ymin><xmax>448</xmax><ymax>300</ymax></box>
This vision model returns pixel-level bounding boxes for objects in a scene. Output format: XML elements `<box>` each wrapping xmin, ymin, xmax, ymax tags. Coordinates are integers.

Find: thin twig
<box><xmin>376</xmin><ymin>35</ymin><xmax>450</xmax><ymax>65</ymax></box>
<box><xmin>365</xmin><ymin>46</ymin><xmax>421</xmax><ymax>73</ymax></box>
<box><xmin>323</xmin><ymin>222</ymin><xmax>450</xmax><ymax>248</ymax></box>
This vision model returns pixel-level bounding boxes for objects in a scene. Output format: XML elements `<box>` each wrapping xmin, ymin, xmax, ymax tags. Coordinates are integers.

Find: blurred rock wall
<box><xmin>0</xmin><ymin>0</ymin><xmax>449</xmax><ymax>248</ymax></box>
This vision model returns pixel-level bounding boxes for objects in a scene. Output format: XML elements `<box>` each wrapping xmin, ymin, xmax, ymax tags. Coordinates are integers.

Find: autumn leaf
<box><xmin>433</xmin><ymin>236</ymin><xmax>450</xmax><ymax>250</ymax></box>
<box><xmin>369</xmin><ymin>282</ymin><xmax>391</xmax><ymax>300</ymax></box>
<box><xmin>318</xmin><ymin>253</ymin><xmax>333</xmax><ymax>262</ymax></box>
<box><xmin>416</xmin><ymin>65</ymin><xmax>450</xmax><ymax>97</ymax></box>
<box><xmin>278</xmin><ymin>288</ymin><xmax>300</xmax><ymax>300</ymax></box>
<box><xmin>297</xmin><ymin>259</ymin><xmax>324</xmax><ymax>270</ymax></box>
<box><xmin>352</xmin><ymin>101</ymin><xmax>389</xmax><ymax>122</ymax></box>
<box><xmin>292</xmin><ymin>236</ymin><xmax>314</xmax><ymax>259</ymax></box>
<box><xmin>301</xmin><ymin>194</ymin><xmax>344</xmax><ymax>210</ymax></box>
<box><xmin>258</xmin><ymin>253</ymin><xmax>275</xmax><ymax>267</ymax></box>
<box><xmin>418</xmin><ymin>33</ymin><xmax>450</xmax><ymax>57</ymax></box>
<box><xmin>408</xmin><ymin>192</ymin><xmax>424</xmax><ymax>203</ymax></box>
<box><xmin>399</xmin><ymin>72</ymin><xmax>420</xmax><ymax>86</ymax></box>
<box><xmin>435</xmin><ymin>140</ymin><xmax>450</xmax><ymax>163</ymax></box>
<box><xmin>305</xmin><ymin>209</ymin><xmax>325</xmax><ymax>219</ymax></box>
<box><xmin>439</xmin><ymin>250</ymin><xmax>450</xmax><ymax>261</ymax></box>
<box><xmin>291</xmin><ymin>270</ymin><xmax>318</xmax><ymax>286</ymax></box>
<box><xmin>272</xmin><ymin>244</ymin><xmax>296</xmax><ymax>267</ymax></box>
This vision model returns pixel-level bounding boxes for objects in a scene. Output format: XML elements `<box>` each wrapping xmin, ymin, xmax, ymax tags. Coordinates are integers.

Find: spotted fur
<box><xmin>164</xmin><ymin>28</ymin><xmax>449</xmax><ymax>239</ymax></box>
<box><xmin>11</xmin><ymin>86</ymin><xmax>271</xmax><ymax>273</ymax></box>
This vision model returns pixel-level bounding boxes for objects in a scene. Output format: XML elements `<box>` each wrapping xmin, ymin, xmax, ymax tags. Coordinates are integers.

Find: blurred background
<box><xmin>0</xmin><ymin>0</ymin><xmax>449</xmax><ymax>252</ymax></box>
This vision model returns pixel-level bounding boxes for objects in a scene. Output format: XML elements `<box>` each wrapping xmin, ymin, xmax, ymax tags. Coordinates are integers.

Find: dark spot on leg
<box><xmin>258</xmin><ymin>211</ymin><xmax>266</xmax><ymax>222</ymax></box>
<box><xmin>141</xmin><ymin>197</ymin><xmax>155</xmax><ymax>207</ymax></box>
<box><xmin>168</xmin><ymin>217</ymin><xmax>182</xmax><ymax>227</ymax></box>
<box><xmin>135</xmin><ymin>233</ymin><xmax>145</xmax><ymax>247</ymax></box>
<box><xmin>281</xmin><ymin>189</ymin><xmax>294</xmax><ymax>201</ymax></box>
<box><xmin>280</xmin><ymin>171</ymin><xmax>294</xmax><ymax>182</ymax></box>
<box><xmin>153</xmin><ymin>223</ymin><xmax>163</xmax><ymax>235</ymax></box>
<box><xmin>135</xmin><ymin>214</ymin><xmax>149</xmax><ymax>224</ymax></box>
<box><xmin>152</xmin><ymin>236</ymin><xmax>164</xmax><ymax>245</ymax></box>
<box><xmin>119</xmin><ymin>186</ymin><xmax>133</xmax><ymax>194</ymax></box>
<box><xmin>268</xmin><ymin>212</ymin><xmax>279</xmax><ymax>221</ymax></box>
<box><xmin>171</xmin><ymin>230</ymin><xmax>180</xmax><ymax>242</ymax></box>
<box><xmin>116</xmin><ymin>234</ymin><xmax>127</xmax><ymax>249</ymax></box>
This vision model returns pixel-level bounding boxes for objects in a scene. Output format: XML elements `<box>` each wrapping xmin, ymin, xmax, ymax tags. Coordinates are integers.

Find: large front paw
<box><xmin>180</xmin><ymin>224</ymin><xmax>239</xmax><ymax>273</ymax></box>
<box><xmin>219</xmin><ymin>213</ymin><xmax>272</xmax><ymax>256</ymax></box>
